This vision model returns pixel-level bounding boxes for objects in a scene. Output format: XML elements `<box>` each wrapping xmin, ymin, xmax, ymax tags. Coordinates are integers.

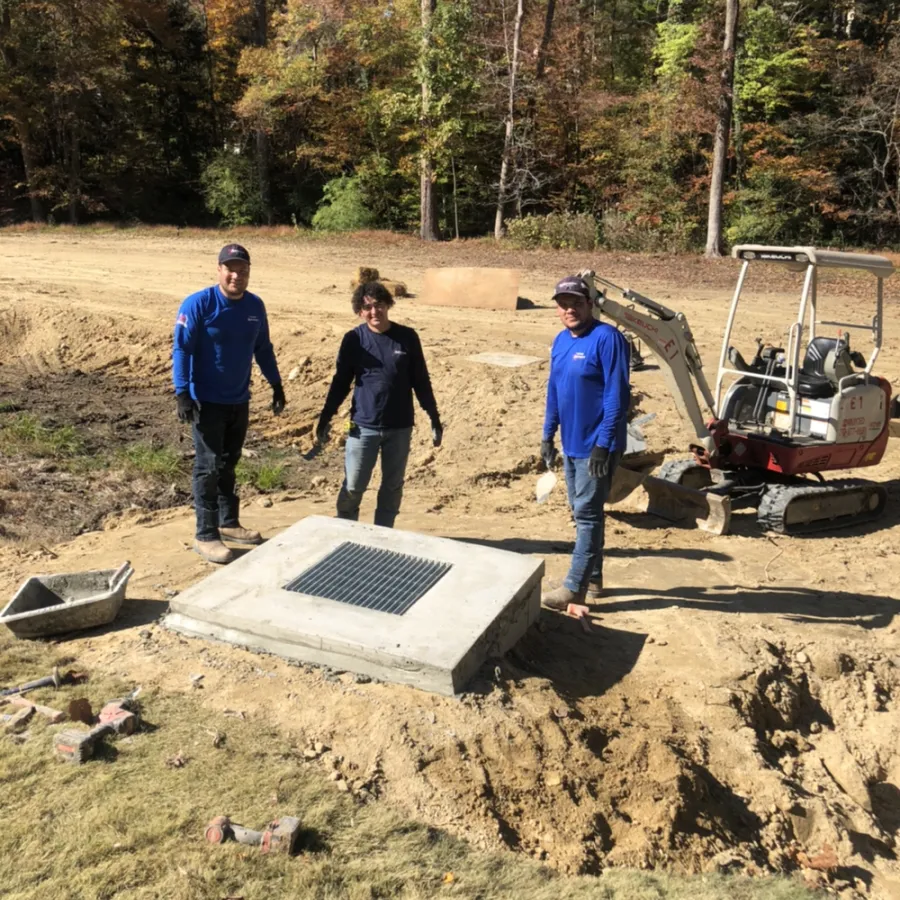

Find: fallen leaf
<box><xmin>442</xmin><ymin>873</ymin><xmax>455</xmax><ymax>885</ymax></box>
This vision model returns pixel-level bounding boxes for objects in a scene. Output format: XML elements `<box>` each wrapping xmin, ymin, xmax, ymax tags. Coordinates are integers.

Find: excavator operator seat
<box><xmin>798</xmin><ymin>336</ymin><xmax>854</xmax><ymax>399</ymax></box>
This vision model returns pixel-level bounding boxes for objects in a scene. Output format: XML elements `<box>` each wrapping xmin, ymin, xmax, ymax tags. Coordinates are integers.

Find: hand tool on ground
<box><xmin>0</xmin><ymin>666</ymin><xmax>61</xmax><ymax>697</ymax></box>
<box><xmin>6</xmin><ymin>695</ymin><xmax>65</xmax><ymax>723</ymax></box>
<box><xmin>97</xmin><ymin>695</ymin><xmax>140</xmax><ymax>735</ymax></box>
<box><xmin>54</xmin><ymin>722</ymin><xmax>114</xmax><ymax>763</ymax></box>
<box><xmin>205</xmin><ymin>815</ymin><xmax>302</xmax><ymax>855</ymax></box>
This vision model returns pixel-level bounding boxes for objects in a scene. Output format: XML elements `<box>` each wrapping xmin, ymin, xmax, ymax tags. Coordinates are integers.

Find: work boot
<box><xmin>541</xmin><ymin>585</ymin><xmax>585</xmax><ymax>611</ymax></box>
<box><xmin>219</xmin><ymin>525</ymin><xmax>262</xmax><ymax>545</ymax></box>
<box><xmin>193</xmin><ymin>539</ymin><xmax>235</xmax><ymax>565</ymax></box>
<box><xmin>587</xmin><ymin>576</ymin><xmax>603</xmax><ymax>600</ymax></box>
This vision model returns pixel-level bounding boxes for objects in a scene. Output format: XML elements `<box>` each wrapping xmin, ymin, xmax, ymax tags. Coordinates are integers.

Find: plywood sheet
<box><xmin>422</xmin><ymin>267</ymin><xmax>520</xmax><ymax>311</ymax></box>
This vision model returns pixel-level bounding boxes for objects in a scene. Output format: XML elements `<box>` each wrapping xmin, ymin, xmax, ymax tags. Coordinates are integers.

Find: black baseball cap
<box><xmin>552</xmin><ymin>275</ymin><xmax>591</xmax><ymax>300</ymax></box>
<box><xmin>218</xmin><ymin>243</ymin><xmax>251</xmax><ymax>265</ymax></box>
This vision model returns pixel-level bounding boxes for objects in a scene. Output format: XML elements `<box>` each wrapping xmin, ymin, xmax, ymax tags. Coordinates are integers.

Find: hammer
<box><xmin>0</xmin><ymin>666</ymin><xmax>62</xmax><ymax>698</ymax></box>
<box><xmin>54</xmin><ymin>722</ymin><xmax>114</xmax><ymax>764</ymax></box>
<box><xmin>205</xmin><ymin>815</ymin><xmax>302</xmax><ymax>855</ymax></box>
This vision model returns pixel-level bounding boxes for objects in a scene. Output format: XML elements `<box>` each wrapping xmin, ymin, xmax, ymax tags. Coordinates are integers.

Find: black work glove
<box><xmin>271</xmin><ymin>383</ymin><xmax>286</xmax><ymax>416</ymax></box>
<box><xmin>540</xmin><ymin>439</ymin><xmax>557</xmax><ymax>470</ymax></box>
<box><xmin>431</xmin><ymin>418</ymin><xmax>443</xmax><ymax>448</ymax></box>
<box><xmin>589</xmin><ymin>446</ymin><xmax>610</xmax><ymax>479</ymax></box>
<box><xmin>315</xmin><ymin>415</ymin><xmax>331</xmax><ymax>446</ymax></box>
<box><xmin>175</xmin><ymin>392</ymin><xmax>197</xmax><ymax>424</ymax></box>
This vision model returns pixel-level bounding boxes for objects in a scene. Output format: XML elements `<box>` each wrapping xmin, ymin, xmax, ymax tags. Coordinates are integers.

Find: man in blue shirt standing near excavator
<box><xmin>540</xmin><ymin>275</ymin><xmax>631</xmax><ymax>609</ymax></box>
<box><xmin>172</xmin><ymin>244</ymin><xmax>286</xmax><ymax>564</ymax></box>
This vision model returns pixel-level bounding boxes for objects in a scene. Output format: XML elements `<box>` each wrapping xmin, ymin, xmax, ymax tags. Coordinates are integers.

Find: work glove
<box><xmin>315</xmin><ymin>416</ymin><xmax>331</xmax><ymax>446</ymax></box>
<box><xmin>431</xmin><ymin>419</ymin><xmax>443</xmax><ymax>448</ymax></box>
<box><xmin>540</xmin><ymin>439</ymin><xmax>557</xmax><ymax>471</ymax></box>
<box><xmin>271</xmin><ymin>383</ymin><xmax>286</xmax><ymax>416</ymax></box>
<box><xmin>589</xmin><ymin>446</ymin><xmax>610</xmax><ymax>479</ymax></box>
<box><xmin>175</xmin><ymin>392</ymin><xmax>197</xmax><ymax>424</ymax></box>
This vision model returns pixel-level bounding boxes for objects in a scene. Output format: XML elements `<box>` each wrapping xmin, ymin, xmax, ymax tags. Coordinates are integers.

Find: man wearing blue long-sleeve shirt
<box><xmin>540</xmin><ymin>275</ymin><xmax>631</xmax><ymax>609</ymax></box>
<box><xmin>172</xmin><ymin>244</ymin><xmax>285</xmax><ymax>564</ymax></box>
<box><xmin>315</xmin><ymin>281</ymin><xmax>442</xmax><ymax>528</ymax></box>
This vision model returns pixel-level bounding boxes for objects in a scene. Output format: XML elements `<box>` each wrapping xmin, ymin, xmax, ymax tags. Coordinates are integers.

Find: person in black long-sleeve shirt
<box><xmin>315</xmin><ymin>282</ymin><xmax>442</xmax><ymax>528</ymax></box>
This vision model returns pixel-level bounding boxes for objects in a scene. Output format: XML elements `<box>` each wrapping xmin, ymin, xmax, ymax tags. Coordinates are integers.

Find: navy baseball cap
<box><xmin>552</xmin><ymin>275</ymin><xmax>591</xmax><ymax>300</ymax></box>
<box><xmin>218</xmin><ymin>243</ymin><xmax>251</xmax><ymax>265</ymax></box>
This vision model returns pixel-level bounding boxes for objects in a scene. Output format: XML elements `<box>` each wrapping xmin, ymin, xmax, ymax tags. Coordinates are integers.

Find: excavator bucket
<box><xmin>608</xmin><ymin>451</ymin><xmax>666</xmax><ymax>504</ymax></box>
<box><xmin>642</xmin><ymin>476</ymin><xmax>732</xmax><ymax>535</ymax></box>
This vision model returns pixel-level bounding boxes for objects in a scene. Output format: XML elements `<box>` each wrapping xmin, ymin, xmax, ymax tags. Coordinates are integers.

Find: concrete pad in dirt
<box><xmin>165</xmin><ymin>516</ymin><xmax>543</xmax><ymax>695</ymax></box>
<box><xmin>422</xmin><ymin>267</ymin><xmax>520</xmax><ymax>311</ymax></box>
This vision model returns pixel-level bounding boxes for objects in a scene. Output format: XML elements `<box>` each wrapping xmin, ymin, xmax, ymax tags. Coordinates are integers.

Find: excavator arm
<box><xmin>579</xmin><ymin>270</ymin><xmax>717</xmax><ymax>455</ymax></box>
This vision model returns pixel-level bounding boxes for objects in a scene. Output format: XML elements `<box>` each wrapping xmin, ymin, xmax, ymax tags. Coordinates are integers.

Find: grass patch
<box><xmin>0</xmin><ymin>633</ymin><xmax>823</xmax><ymax>900</ymax></box>
<box><xmin>116</xmin><ymin>443</ymin><xmax>184</xmax><ymax>479</ymax></box>
<box><xmin>236</xmin><ymin>454</ymin><xmax>286</xmax><ymax>492</ymax></box>
<box><xmin>0</xmin><ymin>412</ymin><xmax>84</xmax><ymax>457</ymax></box>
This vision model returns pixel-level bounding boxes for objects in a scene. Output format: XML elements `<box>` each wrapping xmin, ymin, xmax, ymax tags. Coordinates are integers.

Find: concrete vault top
<box><xmin>164</xmin><ymin>516</ymin><xmax>544</xmax><ymax>695</ymax></box>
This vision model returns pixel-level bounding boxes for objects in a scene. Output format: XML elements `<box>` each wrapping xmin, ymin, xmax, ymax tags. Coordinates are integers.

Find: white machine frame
<box><xmin>716</xmin><ymin>245</ymin><xmax>894</xmax><ymax>439</ymax></box>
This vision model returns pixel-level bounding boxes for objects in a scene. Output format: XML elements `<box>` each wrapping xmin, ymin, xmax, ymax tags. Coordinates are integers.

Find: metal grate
<box><xmin>283</xmin><ymin>542</ymin><xmax>452</xmax><ymax>616</ymax></box>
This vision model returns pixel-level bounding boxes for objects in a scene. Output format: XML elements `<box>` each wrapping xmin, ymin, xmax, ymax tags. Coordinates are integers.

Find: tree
<box><xmin>705</xmin><ymin>0</ymin><xmax>739</xmax><ymax>257</ymax></box>
<box><xmin>494</xmin><ymin>0</ymin><xmax>524</xmax><ymax>240</ymax></box>
<box><xmin>419</xmin><ymin>0</ymin><xmax>439</xmax><ymax>240</ymax></box>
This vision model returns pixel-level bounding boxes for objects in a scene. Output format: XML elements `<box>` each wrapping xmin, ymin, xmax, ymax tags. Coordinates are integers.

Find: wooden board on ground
<box><xmin>422</xmin><ymin>267</ymin><xmax>520</xmax><ymax>311</ymax></box>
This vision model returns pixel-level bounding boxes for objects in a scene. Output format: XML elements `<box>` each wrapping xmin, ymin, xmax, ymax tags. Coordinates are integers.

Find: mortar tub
<box><xmin>0</xmin><ymin>562</ymin><xmax>134</xmax><ymax>638</ymax></box>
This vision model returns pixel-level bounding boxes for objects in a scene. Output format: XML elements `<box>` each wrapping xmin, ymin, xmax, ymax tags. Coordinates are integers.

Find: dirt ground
<box><xmin>1</xmin><ymin>230</ymin><xmax>898</xmax><ymax>898</ymax></box>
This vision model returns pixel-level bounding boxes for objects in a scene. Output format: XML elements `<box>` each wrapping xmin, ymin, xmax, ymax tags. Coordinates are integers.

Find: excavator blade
<box><xmin>642</xmin><ymin>476</ymin><xmax>732</xmax><ymax>535</ymax></box>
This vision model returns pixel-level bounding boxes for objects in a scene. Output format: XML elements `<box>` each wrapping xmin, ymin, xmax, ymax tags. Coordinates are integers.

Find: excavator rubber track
<box><xmin>756</xmin><ymin>480</ymin><xmax>887</xmax><ymax>535</ymax></box>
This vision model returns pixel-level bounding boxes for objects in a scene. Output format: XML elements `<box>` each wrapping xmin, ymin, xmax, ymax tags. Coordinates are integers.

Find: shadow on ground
<box><xmin>597</xmin><ymin>584</ymin><xmax>898</xmax><ymax>629</ymax></box>
<box><xmin>503</xmin><ymin>614</ymin><xmax>647</xmax><ymax>701</ymax></box>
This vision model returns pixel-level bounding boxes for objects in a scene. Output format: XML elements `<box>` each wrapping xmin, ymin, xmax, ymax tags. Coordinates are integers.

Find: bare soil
<box><xmin>1</xmin><ymin>230</ymin><xmax>899</xmax><ymax>898</ymax></box>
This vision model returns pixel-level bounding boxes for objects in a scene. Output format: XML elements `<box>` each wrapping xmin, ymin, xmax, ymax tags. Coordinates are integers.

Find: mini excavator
<box><xmin>585</xmin><ymin>244</ymin><xmax>898</xmax><ymax>535</ymax></box>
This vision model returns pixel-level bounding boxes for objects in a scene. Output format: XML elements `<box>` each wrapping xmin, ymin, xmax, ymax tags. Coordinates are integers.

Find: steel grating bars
<box><xmin>283</xmin><ymin>541</ymin><xmax>452</xmax><ymax>615</ymax></box>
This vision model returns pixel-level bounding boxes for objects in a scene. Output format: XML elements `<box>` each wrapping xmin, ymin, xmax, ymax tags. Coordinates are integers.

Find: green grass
<box><xmin>0</xmin><ymin>634</ymin><xmax>823</xmax><ymax>900</ymax></box>
<box><xmin>0</xmin><ymin>412</ymin><xmax>84</xmax><ymax>457</ymax></box>
<box><xmin>116</xmin><ymin>443</ymin><xmax>183</xmax><ymax>479</ymax></box>
<box><xmin>236</xmin><ymin>455</ymin><xmax>287</xmax><ymax>492</ymax></box>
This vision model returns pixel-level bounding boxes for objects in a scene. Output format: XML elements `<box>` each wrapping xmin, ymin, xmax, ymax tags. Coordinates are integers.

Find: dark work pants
<box><xmin>191</xmin><ymin>401</ymin><xmax>249</xmax><ymax>541</ymax></box>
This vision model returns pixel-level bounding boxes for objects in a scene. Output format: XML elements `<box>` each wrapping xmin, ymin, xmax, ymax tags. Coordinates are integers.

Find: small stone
<box><xmin>336</xmin><ymin>779</ymin><xmax>350</xmax><ymax>792</ymax></box>
<box><xmin>303</xmin><ymin>748</ymin><xmax>319</xmax><ymax>760</ymax></box>
<box><xmin>328</xmin><ymin>770</ymin><xmax>343</xmax><ymax>782</ymax></box>
<box><xmin>189</xmin><ymin>673</ymin><xmax>204</xmax><ymax>688</ymax></box>
<box><xmin>139</xmin><ymin>629</ymin><xmax>151</xmax><ymax>640</ymax></box>
<box><xmin>4</xmin><ymin>706</ymin><xmax>35</xmax><ymax>732</ymax></box>
<box><xmin>311</xmin><ymin>476</ymin><xmax>326</xmax><ymax>489</ymax></box>
<box><xmin>258</xmin><ymin>497</ymin><xmax>273</xmax><ymax>508</ymax></box>
<box><xmin>656</xmin><ymin>640</ymin><xmax>668</xmax><ymax>647</ymax></box>
<box><xmin>795</xmin><ymin>651</ymin><xmax>809</xmax><ymax>664</ymax></box>
<box><xmin>545</xmin><ymin>772</ymin><xmax>562</xmax><ymax>787</ymax></box>
<box><xmin>314</xmin><ymin>741</ymin><xmax>327</xmax><ymax>754</ymax></box>
<box><xmin>354</xmin><ymin>673</ymin><xmax>372</xmax><ymax>684</ymax></box>
<box><xmin>810</xmin><ymin>722</ymin><xmax>822</xmax><ymax>734</ymax></box>
<box><xmin>287</xmin><ymin>366</ymin><xmax>301</xmax><ymax>381</ymax></box>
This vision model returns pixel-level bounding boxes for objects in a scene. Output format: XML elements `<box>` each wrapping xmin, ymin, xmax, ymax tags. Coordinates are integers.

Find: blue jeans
<box><xmin>191</xmin><ymin>401</ymin><xmax>249</xmax><ymax>541</ymax></box>
<box><xmin>563</xmin><ymin>451</ymin><xmax>621</xmax><ymax>593</ymax></box>
<box><xmin>337</xmin><ymin>425</ymin><xmax>413</xmax><ymax>528</ymax></box>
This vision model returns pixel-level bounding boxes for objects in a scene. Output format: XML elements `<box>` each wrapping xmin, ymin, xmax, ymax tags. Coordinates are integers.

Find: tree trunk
<box><xmin>705</xmin><ymin>0</ymin><xmax>739</xmax><ymax>258</ymax></box>
<box><xmin>253</xmin><ymin>0</ymin><xmax>273</xmax><ymax>225</ymax></box>
<box><xmin>494</xmin><ymin>0</ymin><xmax>524</xmax><ymax>241</ymax></box>
<box><xmin>420</xmin><ymin>0</ymin><xmax>439</xmax><ymax>241</ymax></box>
<box><xmin>68</xmin><ymin>124</ymin><xmax>80</xmax><ymax>225</ymax></box>
<box><xmin>16</xmin><ymin>119</ymin><xmax>44</xmax><ymax>223</ymax></box>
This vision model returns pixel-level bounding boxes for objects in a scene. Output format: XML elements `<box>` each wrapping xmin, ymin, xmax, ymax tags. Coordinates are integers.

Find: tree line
<box><xmin>1</xmin><ymin>0</ymin><xmax>899</xmax><ymax>253</ymax></box>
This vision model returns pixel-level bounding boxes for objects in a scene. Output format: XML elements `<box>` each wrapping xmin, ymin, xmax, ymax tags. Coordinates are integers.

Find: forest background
<box><xmin>1</xmin><ymin>0</ymin><xmax>899</xmax><ymax>254</ymax></box>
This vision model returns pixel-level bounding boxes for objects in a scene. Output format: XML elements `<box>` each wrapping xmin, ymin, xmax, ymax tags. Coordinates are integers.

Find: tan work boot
<box><xmin>541</xmin><ymin>585</ymin><xmax>585</xmax><ymax>611</ymax></box>
<box><xmin>219</xmin><ymin>525</ymin><xmax>262</xmax><ymax>545</ymax></box>
<box><xmin>193</xmin><ymin>539</ymin><xmax>235</xmax><ymax>565</ymax></box>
